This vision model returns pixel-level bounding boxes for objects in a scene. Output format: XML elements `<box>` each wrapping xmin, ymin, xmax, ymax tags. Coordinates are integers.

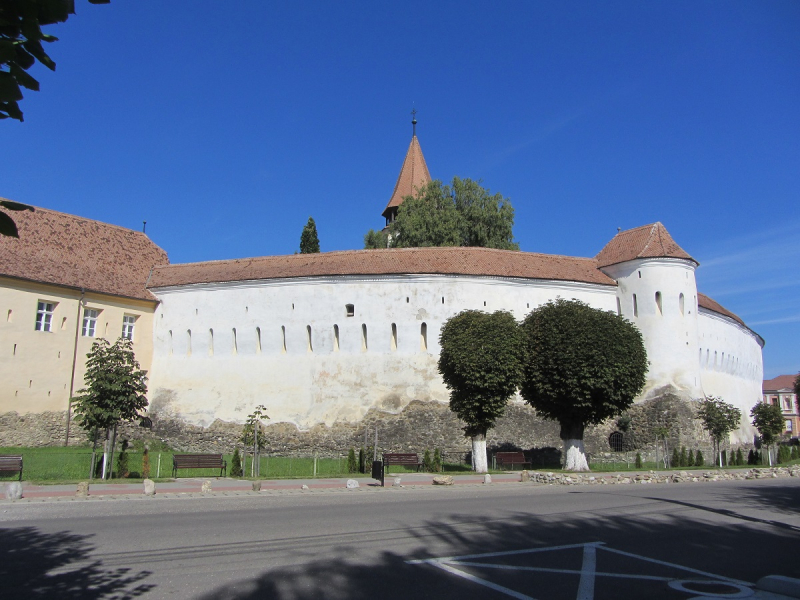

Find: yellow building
<box><xmin>0</xmin><ymin>204</ymin><xmax>168</xmax><ymax>445</ymax></box>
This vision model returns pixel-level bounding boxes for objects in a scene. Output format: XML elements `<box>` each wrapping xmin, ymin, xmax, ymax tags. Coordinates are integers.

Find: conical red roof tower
<box><xmin>382</xmin><ymin>112</ymin><xmax>432</xmax><ymax>224</ymax></box>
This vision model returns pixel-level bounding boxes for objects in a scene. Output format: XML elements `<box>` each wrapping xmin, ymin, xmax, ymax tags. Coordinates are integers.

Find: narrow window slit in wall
<box><xmin>57</xmin><ymin>351</ymin><xmax>60</xmax><ymax>358</ymax></box>
<box><xmin>6</xmin><ymin>309</ymin><xmax>11</xmax><ymax>322</ymax></box>
<box><xmin>638</xmin><ymin>271</ymin><xmax>642</xmax><ymax>278</ymax></box>
<box><xmin>209</xmin><ymin>329</ymin><xmax>214</xmax><ymax>356</ymax></box>
<box><xmin>61</xmin><ymin>317</ymin><xmax>67</xmax><ymax>330</ymax></box>
<box><xmin>633</xmin><ymin>294</ymin><xmax>638</xmax><ymax>317</ymax></box>
<box><xmin>256</xmin><ymin>327</ymin><xmax>261</xmax><ymax>353</ymax></box>
<box><xmin>679</xmin><ymin>293</ymin><xmax>685</xmax><ymax>316</ymax></box>
<box><xmin>292</xmin><ymin>303</ymin><xmax>295</xmax><ymax>310</ymax></box>
<box><xmin>441</xmin><ymin>297</ymin><xmax>445</xmax><ymax>304</ymax></box>
<box><xmin>420</xmin><ymin>322</ymin><xmax>428</xmax><ymax>352</ymax></box>
<box><xmin>48</xmin><ymin>391</ymin><xmax>50</xmax><ymax>396</ymax></box>
<box><xmin>406</xmin><ymin>297</ymin><xmax>409</xmax><ymax>303</ymax></box>
<box><xmin>232</xmin><ymin>328</ymin><xmax>238</xmax><ymax>355</ymax></box>
<box><xmin>483</xmin><ymin>301</ymin><xmax>487</xmax><ymax>307</ymax></box>
<box><xmin>346</xmin><ymin>304</ymin><xmax>354</xmax><ymax>317</ymax></box>
<box><xmin>29</xmin><ymin>380</ymin><xmax>32</xmax><ymax>387</ymax></box>
<box><xmin>168</xmin><ymin>330</ymin><xmax>173</xmax><ymax>355</ymax></box>
<box><xmin>195</xmin><ymin>308</ymin><xmax>198</xmax><ymax>315</ymax></box>
<box><xmin>245</xmin><ymin>306</ymin><xmax>248</xmax><ymax>313</ymax></box>
<box><xmin>361</xmin><ymin>324</ymin><xmax>368</xmax><ymax>351</ymax></box>
<box><xmin>616</xmin><ymin>298</ymin><xmax>621</xmax><ymax>316</ymax></box>
<box><xmin>333</xmin><ymin>324</ymin><xmax>340</xmax><ymax>352</ymax></box>
<box><xmin>307</xmin><ymin>325</ymin><xmax>313</xmax><ymax>352</ymax></box>
<box><xmin>13</xmin><ymin>344</ymin><xmax>16</xmax><ymax>356</ymax></box>
<box><xmin>655</xmin><ymin>291</ymin><xmax>663</xmax><ymax>315</ymax></box>
<box><xmin>391</xmin><ymin>323</ymin><xmax>397</xmax><ymax>351</ymax></box>
<box><xmin>281</xmin><ymin>326</ymin><xmax>287</xmax><ymax>353</ymax></box>
<box><xmin>187</xmin><ymin>330</ymin><xmax>192</xmax><ymax>356</ymax></box>
<box><xmin>526</xmin><ymin>303</ymin><xmax>530</xmax><ymax>309</ymax></box>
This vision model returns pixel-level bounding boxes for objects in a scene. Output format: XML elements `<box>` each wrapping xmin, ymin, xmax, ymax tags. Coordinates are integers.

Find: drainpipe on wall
<box><xmin>65</xmin><ymin>288</ymin><xmax>85</xmax><ymax>446</ymax></box>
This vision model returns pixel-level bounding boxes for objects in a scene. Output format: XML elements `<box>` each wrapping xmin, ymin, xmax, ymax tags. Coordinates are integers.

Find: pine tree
<box><xmin>747</xmin><ymin>449</ymin><xmax>755</xmax><ymax>465</ymax></box>
<box><xmin>791</xmin><ymin>446</ymin><xmax>798</xmax><ymax>461</ymax></box>
<box><xmin>347</xmin><ymin>448</ymin><xmax>357</xmax><ymax>473</ymax></box>
<box><xmin>433</xmin><ymin>448</ymin><xmax>442</xmax><ymax>473</ymax></box>
<box><xmin>679</xmin><ymin>446</ymin><xmax>687</xmax><ymax>467</ymax></box>
<box><xmin>635</xmin><ymin>452</ymin><xmax>643</xmax><ymax>469</ymax></box>
<box><xmin>142</xmin><ymin>448</ymin><xmax>150</xmax><ymax>479</ymax></box>
<box><xmin>300</xmin><ymin>217</ymin><xmax>320</xmax><ymax>253</ymax></box>
<box><xmin>695</xmin><ymin>450</ymin><xmax>704</xmax><ymax>467</ymax></box>
<box><xmin>671</xmin><ymin>447</ymin><xmax>680</xmax><ymax>468</ymax></box>
<box><xmin>687</xmin><ymin>449</ymin><xmax>695</xmax><ymax>467</ymax></box>
<box><xmin>231</xmin><ymin>448</ymin><xmax>243</xmax><ymax>477</ymax></box>
<box><xmin>735</xmin><ymin>448</ymin><xmax>744</xmax><ymax>466</ymax></box>
<box><xmin>423</xmin><ymin>449</ymin><xmax>434</xmax><ymax>472</ymax></box>
<box><xmin>358</xmin><ymin>447</ymin><xmax>365</xmax><ymax>473</ymax></box>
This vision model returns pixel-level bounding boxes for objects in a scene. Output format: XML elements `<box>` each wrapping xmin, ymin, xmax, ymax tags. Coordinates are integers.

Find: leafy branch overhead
<box><xmin>0</xmin><ymin>0</ymin><xmax>110</xmax><ymax>122</ymax></box>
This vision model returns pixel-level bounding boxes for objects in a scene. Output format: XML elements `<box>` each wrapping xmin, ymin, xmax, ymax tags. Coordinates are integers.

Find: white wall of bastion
<box><xmin>147</xmin><ymin>274</ymin><xmax>617</xmax><ymax>428</ymax></box>
<box><xmin>697</xmin><ymin>309</ymin><xmax>764</xmax><ymax>442</ymax></box>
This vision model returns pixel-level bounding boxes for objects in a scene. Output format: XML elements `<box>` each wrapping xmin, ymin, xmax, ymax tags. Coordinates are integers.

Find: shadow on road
<box><xmin>196</xmin><ymin>494</ymin><xmax>800</xmax><ymax>600</ymax></box>
<box><xmin>0</xmin><ymin>526</ymin><xmax>154</xmax><ymax>599</ymax></box>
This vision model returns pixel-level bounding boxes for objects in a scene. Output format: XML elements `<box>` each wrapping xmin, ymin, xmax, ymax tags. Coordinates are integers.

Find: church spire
<box><xmin>381</xmin><ymin>111</ymin><xmax>431</xmax><ymax>223</ymax></box>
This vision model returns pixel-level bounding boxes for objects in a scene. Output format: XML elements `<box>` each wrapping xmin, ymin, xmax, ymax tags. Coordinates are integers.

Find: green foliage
<box><xmin>72</xmin><ymin>338</ymin><xmax>149</xmax><ymax>433</ymax></box>
<box><xmin>696</xmin><ymin>397</ymin><xmax>741</xmax><ymax>461</ymax></box>
<box><xmin>241</xmin><ymin>405</ymin><xmax>269</xmax><ymax>450</ymax></box>
<box><xmin>433</xmin><ymin>448</ymin><xmax>442</xmax><ymax>472</ymax></box>
<box><xmin>230</xmin><ymin>448</ymin><xmax>243</xmax><ymax>477</ymax></box>
<box><xmin>363</xmin><ymin>229</ymin><xmax>389</xmax><ymax>249</ymax></box>
<box><xmin>347</xmin><ymin>448</ymin><xmax>357</xmax><ymax>473</ymax></box>
<box><xmin>747</xmin><ymin>449</ymin><xmax>756</xmax><ymax>465</ymax></box>
<box><xmin>0</xmin><ymin>0</ymin><xmax>110</xmax><ymax>122</ymax></box>
<box><xmin>423</xmin><ymin>449</ymin><xmax>433</xmax><ymax>472</ymax></box>
<box><xmin>386</xmin><ymin>177</ymin><xmax>519</xmax><ymax>250</ymax></box>
<box><xmin>300</xmin><ymin>216</ymin><xmax>320</xmax><ymax>253</ymax></box>
<box><xmin>792</xmin><ymin>446</ymin><xmax>799</xmax><ymax>461</ymax></box>
<box><xmin>519</xmin><ymin>299</ymin><xmax>648</xmax><ymax>441</ymax></box>
<box><xmin>115</xmin><ymin>439</ymin><xmax>129</xmax><ymax>478</ymax></box>
<box><xmin>695</xmin><ymin>449</ymin><xmax>704</xmax><ymax>466</ymax></box>
<box><xmin>616</xmin><ymin>414</ymin><xmax>632</xmax><ymax>433</ymax></box>
<box><xmin>735</xmin><ymin>448</ymin><xmax>744</xmax><ymax>466</ymax></box>
<box><xmin>141</xmin><ymin>448</ymin><xmax>150</xmax><ymax>479</ymax></box>
<box><xmin>438</xmin><ymin>310</ymin><xmax>523</xmax><ymax>437</ymax></box>
<box><xmin>777</xmin><ymin>444</ymin><xmax>791</xmax><ymax>464</ymax></box>
<box><xmin>358</xmin><ymin>447</ymin><xmax>365</xmax><ymax>473</ymax></box>
<box><xmin>687</xmin><ymin>449</ymin><xmax>695</xmax><ymax>467</ymax></box>
<box><xmin>635</xmin><ymin>452</ymin><xmax>642</xmax><ymax>469</ymax></box>
<box><xmin>678</xmin><ymin>446</ymin><xmax>687</xmax><ymax>467</ymax></box>
<box><xmin>750</xmin><ymin>402</ymin><xmax>784</xmax><ymax>448</ymax></box>
<box><xmin>671</xmin><ymin>447</ymin><xmax>680</xmax><ymax>468</ymax></box>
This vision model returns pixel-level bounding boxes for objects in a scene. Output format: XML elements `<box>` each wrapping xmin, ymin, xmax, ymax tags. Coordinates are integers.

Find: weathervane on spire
<box><xmin>411</xmin><ymin>108</ymin><xmax>417</xmax><ymax>136</ymax></box>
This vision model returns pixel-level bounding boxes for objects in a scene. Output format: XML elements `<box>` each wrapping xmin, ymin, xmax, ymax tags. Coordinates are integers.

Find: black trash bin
<box><xmin>371</xmin><ymin>460</ymin><xmax>384</xmax><ymax>486</ymax></box>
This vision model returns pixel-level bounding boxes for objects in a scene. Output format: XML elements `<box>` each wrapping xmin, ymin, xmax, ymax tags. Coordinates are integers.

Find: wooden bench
<box><xmin>383</xmin><ymin>453</ymin><xmax>423</xmax><ymax>473</ymax></box>
<box><xmin>495</xmin><ymin>451</ymin><xmax>530</xmax><ymax>470</ymax></box>
<box><xmin>0</xmin><ymin>455</ymin><xmax>23</xmax><ymax>481</ymax></box>
<box><xmin>172</xmin><ymin>454</ymin><xmax>227</xmax><ymax>478</ymax></box>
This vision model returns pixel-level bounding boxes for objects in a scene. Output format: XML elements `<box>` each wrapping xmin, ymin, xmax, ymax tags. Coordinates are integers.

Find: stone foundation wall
<box><xmin>0</xmin><ymin>393</ymin><xmax>743</xmax><ymax>465</ymax></box>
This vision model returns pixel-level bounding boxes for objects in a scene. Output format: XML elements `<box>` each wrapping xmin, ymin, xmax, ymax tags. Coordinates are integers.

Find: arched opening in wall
<box><xmin>361</xmin><ymin>324</ymin><xmax>368</xmax><ymax>351</ymax></box>
<box><xmin>307</xmin><ymin>325</ymin><xmax>313</xmax><ymax>352</ymax></box>
<box><xmin>391</xmin><ymin>323</ymin><xmax>397</xmax><ymax>351</ymax></box>
<box><xmin>187</xmin><ymin>330</ymin><xmax>192</xmax><ymax>356</ymax></box>
<box><xmin>616</xmin><ymin>298</ymin><xmax>621</xmax><ymax>316</ymax></box>
<box><xmin>232</xmin><ymin>328</ymin><xmax>238</xmax><ymax>355</ymax></box>
<box><xmin>420</xmin><ymin>322</ymin><xmax>428</xmax><ymax>352</ymax></box>
<box><xmin>6</xmin><ymin>309</ymin><xmax>11</xmax><ymax>322</ymax></box>
<box><xmin>333</xmin><ymin>324</ymin><xmax>339</xmax><ymax>352</ymax></box>
<box><xmin>345</xmin><ymin>304</ymin><xmax>354</xmax><ymax>317</ymax></box>
<box><xmin>608</xmin><ymin>432</ymin><xmax>625</xmax><ymax>452</ymax></box>
<box><xmin>209</xmin><ymin>329</ymin><xmax>214</xmax><ymax>356</ymax></box>
<box><xmin>256</xmin><ymin>327</ymin><xmax>261</xmax><ymax>354</ymax></box>
<box><xmin>638</xmin><ymin>271</ymin><xmax>642</xmax><ymax>278</ymax></box>
<box><xmin>441</xmin><ymin>297</ymin><xmax>445</xmax><ymax>304</ymax></box>
<box><xmin>714</xmin><ymin>351</ymin><xmax>718</xmax><ymax>370</ymax></box>
<box><xmin>633</xmin><ymin>294</ymin><xmax>638</xmax><ymax>317</ymax></box>
<box><xmin>281</xmin><ymin>326</ymin><xmax>286</xmax><ymax>354</ymax></box>
<box><xmin>679</xmin><ymin>293</ymin><xmax>685</xmax><ymax>316</ymax></box>
<box><xmin>168</xmin><ymin>330</ymin><xmax>173</xmax><ymax>355</ymax></box>
<box><xmin>655</xmin><ymin>291</ymin><xmax>663</xmax><ymax>315</ymax></box>
<box><xmin>721</xmin><ymin>352</ymin><xmax>725</xmax><ymax>371</ymax></box>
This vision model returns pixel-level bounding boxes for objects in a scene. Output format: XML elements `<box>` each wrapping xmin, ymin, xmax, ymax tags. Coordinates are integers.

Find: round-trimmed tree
<box><xmin>519</xmin><ymin>299</ymin><xmax>648</xmax><ymax>471</ymax></box>
<box><xmin>751</xmin><ymin>401</ymin><xmax>784</xmax><ymax>466</ymax></box>
<box><xmin>696</xmin><ymin>396</ymin><xmax>741</xmax><ymax>467</ymax></box>
<box><xmin>438</xmin><ymin>310</ymin><xmax>523</xmax><ymax>473</ymax></box>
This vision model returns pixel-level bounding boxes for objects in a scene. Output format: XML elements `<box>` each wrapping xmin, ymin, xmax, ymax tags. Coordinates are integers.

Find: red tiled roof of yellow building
<box><xmin>0</xmin><ymin>203</ymin><xmax>168</xmax><ymax>301</ymax></box>
<box><xmin>762</xmin><ymin>375</ymin><xmax>798</xmax><ymax>392</ymax></box>
<box><xmin>147</xmin><ymin>246</ymin><xmax>616</xmax><ymax>289</ymax></box>
<box><xmin>596</xmin><ymin>222</ymin><xmax>696</xmax><ymax>268</ymax></box>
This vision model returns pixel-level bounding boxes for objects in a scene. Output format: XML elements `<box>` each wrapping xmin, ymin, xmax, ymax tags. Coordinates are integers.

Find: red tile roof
<box><xmin>0</xmin><ymin>203</ymin><xmax>168</xmax><ymax>301</ymax></box>
<box><xmin>763</xmin><ymin>375</ymin><xmax>798</xmax><ymax>393</ymax></box>
<box><xmin>697</xmin><ymin>293</ymin><xmax>746</xmax><ymax>327</ymax></box>
<box><xmin>382</xmin><ymin>135</ymin><xmax>431</xmax><ymax>219</ymax></box>
<box><xmin>147</xmin><ymin>246</ymin><xmax>617</xmax><ymax>289</ymax></box>
<box><xmin>596</xmin><ymin>222</ymin><xmax>696</xmax><ymax>268</ymax></box>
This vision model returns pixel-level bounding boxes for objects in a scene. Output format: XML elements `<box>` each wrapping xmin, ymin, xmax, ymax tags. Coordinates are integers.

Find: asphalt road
<box><xmin>1</xmin><ymin>479</ymin><xmax>799</xmax><ymax>599</ymax></box>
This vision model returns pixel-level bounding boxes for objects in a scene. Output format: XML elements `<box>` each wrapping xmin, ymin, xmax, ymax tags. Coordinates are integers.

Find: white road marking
<box><xmin>576</xmin><ymin>543</ymin><xmax>597</xmax><ymax>600</ymax></box>
<box><xmin>430</xmin><ymin>560</ymin><xmax>536</xmax><ymax>600</ymax></box>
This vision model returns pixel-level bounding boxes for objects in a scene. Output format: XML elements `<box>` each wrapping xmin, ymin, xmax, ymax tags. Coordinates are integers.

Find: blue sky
<box><xmin>3</xmin><ymin>1</ymin><xmax>798</xmax><ymax>378</ymax></box>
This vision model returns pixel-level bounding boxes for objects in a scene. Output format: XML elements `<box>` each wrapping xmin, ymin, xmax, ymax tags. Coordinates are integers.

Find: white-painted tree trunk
<box><xmin>472</xmin><ymin>436</ymin><xmax>488</xmax><ymax>473</ymax></box>
<box><xmin>563</xmin><ymin>439</ymin><xmax>590</xmax><ymax>472</ymax></box>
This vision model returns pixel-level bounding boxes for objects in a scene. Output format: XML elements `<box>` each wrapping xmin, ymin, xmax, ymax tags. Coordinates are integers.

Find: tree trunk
<box><xmin>107</xmin><ymin>424</ymin><xmax>118</xmax><ymax>480</ymax></box>
<box><xmin>471</xmin><ymin>432</ymin><xmax>488</xmax><ymax>473</ymax></box>
<box><xmin>561</xmin><ymin>421</ymin><xmax>590</xmax><ymax>472</ymax></box>
<box><xmin>101</xmin><ymin>428</ymin><xmax>111</xmax><ymax>480</ymax></box>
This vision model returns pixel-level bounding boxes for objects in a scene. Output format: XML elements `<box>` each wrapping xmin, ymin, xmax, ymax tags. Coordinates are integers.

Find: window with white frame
<box><xmin>82</xmin><ymin>309</ymin><xmax>99</xmax><ymax>337</ymax></box>
<box><xmin>35</xmin><ymin>301</ymin><xmax>56</xmax><ymax>332</ymax></box>
<box><xmin>122</xmin><ymin>315</ymin><xmax>136</xmax><ymax>340</ymax></box>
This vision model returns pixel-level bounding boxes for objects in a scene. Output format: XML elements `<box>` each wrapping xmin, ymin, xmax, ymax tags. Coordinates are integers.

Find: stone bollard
<box><xmin>346</xmin><ymin>479</ymin><xmax>359</xmax><ymax>489</ymax></box>
<box><xmin>392</xmin><ymin>477</ymin><xmax>402</xmax><ymax>487</ymax></box>
<box><xmin>432</xmin><ymin>475</ymin><xmax>454</xmax><ymax>486</ymax></box>
<box><xmin>201</xmin><ymin>480</ymin><xmax>212</xmax><ymax>493</ymax></box>
<box><xmin>301</xmin><ymin>484</ymin><xmax>309</xmax><ymax>490</ymax></box>
<box><xmin>520</xmin><ymin>470</ymin><xmax>531</xmax><ymax>482</ymax></box>
<box><xmin>5</xmin><ymin>482</ymin><xmax>22</xmax><ymax>500</ymax></box>
<box><xmin>252</xmin><ymin>480</ymin><xmax>262</xmax><ymax>492</ymax></box>
<box><xmin>143</xmin><ymin>479</ymin><xmax>156</xmax><ymax>496</ymax></box>
<box><xmin>76</xmin><ymin>481</ymin><xmax>89</xmax><ymax>498</ymax></box>
<box><xmin>483</xmin><ymin>474</ymin><xmax>492</xmax><ymax>484</ymax></box>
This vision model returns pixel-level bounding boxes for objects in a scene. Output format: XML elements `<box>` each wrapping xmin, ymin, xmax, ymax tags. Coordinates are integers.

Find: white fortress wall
<box><xmin>697</xmin><ymin>309</ymin><xmax>764</xmax><ymax>442</ymax></box>
<box><xmin>148</xmin><ymin>274</ymin><xmax>617</xmax><ymax>428</ymax></box>
<box><xmin>602</xmin><ymin>258</ymin><xmax>703</xmax><ymax>399</ymax></box>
